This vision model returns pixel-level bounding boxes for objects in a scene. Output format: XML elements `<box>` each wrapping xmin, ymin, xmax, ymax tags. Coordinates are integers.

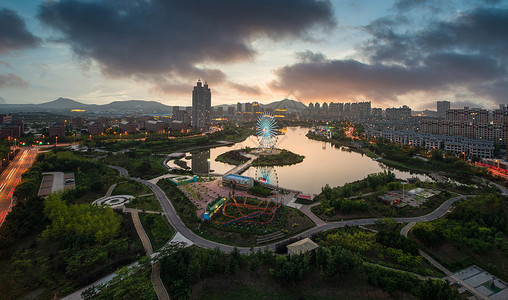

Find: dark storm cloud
<box><xmin>364</xmin><ymin>7</ymin><xmax>508</xmax><ymax>66</ymax></box>
<box><xmin>38</xmin><ymin>0</ymin><xmax>335</xmax><ymax>85</ymax></box>
<box><xmin>271</xmin><ymin>51</ymin><xmax>505</xmax><ymax>102</ymax></box>
<box><xmin>0</xmin><ymin>73</ymin><xmax>29</xmax><ymax>88</ymax></box>
<box><xmin>0</xmin><ymin>8</ymin><xmax>40</xmax><ymax>54</ymax></box>
<box><xmin>272</xmin><ymin>6</ymin><xmax>508</xmax><ymax>106</ymax></box>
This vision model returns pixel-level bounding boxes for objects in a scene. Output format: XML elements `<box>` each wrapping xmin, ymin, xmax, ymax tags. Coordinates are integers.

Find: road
<box><xmin>0</xmin><ymin>147</ymin><xmax>38</xmax><ymax>225</ymax></box>
<box><xmin>131</xmin><ymin>168</ymin><xmax>469</xmax><ymax>254</ymax></box>
<box><xmin>65</xmin><ymin>166</ymin><xmax>474</xmax><ymax>300</ymax></box>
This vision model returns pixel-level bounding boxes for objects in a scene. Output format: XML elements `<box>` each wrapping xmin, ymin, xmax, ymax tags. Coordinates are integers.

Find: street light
<box><xmin>207</xmin><ymin>158</ymin><xmax>210</xmax><ymax>177</ymax></box>
<box><xmin>55</xmin><ymin>136</ymin><xmax>58</xmax><ymax>146</ymax></box>
<box><xmin>401</xmin><ymin>181</ymin><xmax>407</xmax><ymax>201</ymax></box>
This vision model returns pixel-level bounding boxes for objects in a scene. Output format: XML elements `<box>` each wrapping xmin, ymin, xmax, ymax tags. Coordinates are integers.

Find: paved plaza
<box><xmin>178</xmin><ymin>178</ymin><xmax>295</xmax><ymax>218</ymax></box>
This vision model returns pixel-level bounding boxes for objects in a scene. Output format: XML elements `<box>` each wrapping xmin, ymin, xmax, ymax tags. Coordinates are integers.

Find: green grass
<box><xmin>126</xmin><ymin>195</ymin><xmax>162</xmax><ymax>212</ymax></box>
<box><xmin>139</xmin><ymin>213</ymin><xmax>175</xmax><ymax>251</ymax></box>
<box><xmin>112</xmin><ymin>180</ymin><xmax>152</xmax><ymax>196</ymax></box>
<box><xmin>103</xmin><ymin>154</ymin><xmax>167</xmax><ymax>179</ymax></box>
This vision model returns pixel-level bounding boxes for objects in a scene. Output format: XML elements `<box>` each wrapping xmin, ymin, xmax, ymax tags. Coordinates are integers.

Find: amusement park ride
<box><xmin>203</xmin><ymin>113</ymin><xmax>283</xmax><ymax>225</ymax></box>
<box><xmin>256</xmin><ymin>113</ymin><xmax>278</xmax><ymax>151</ymax></box>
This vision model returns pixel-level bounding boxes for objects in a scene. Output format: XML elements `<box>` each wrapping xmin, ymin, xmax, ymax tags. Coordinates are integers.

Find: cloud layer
<box><xmin>0</xmin><ymin>8</ymin><xmax>40</xmax><ymax>54</ymax></box>
<box><xmin>38</xmin><ymin>0</ymin><xmax>334</xmax><ymax>93</ymax></box>
<box><xmin>272</xmin><ymin>4</ymin><xmax>508</xmax><ymax>107</ymax></box>
<box><xmin>0</xmin><ymin>73</ymin><xmax>29</xmax><ymax>88</ymax></box>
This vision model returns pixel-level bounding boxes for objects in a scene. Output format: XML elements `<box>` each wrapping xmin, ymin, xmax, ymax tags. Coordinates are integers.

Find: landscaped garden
<box><xmin>156</xmin><ymin>179</ymin><xmax>314</xmax><ymax>246</ymax></box>
<box><xmin>409</xmin><ymin>194</ymin><xmax>508</xmax><ymax>281</ymax></box>
<box><xmin>311</xmin><ymin>171</ymin><xmax>456</xmax><ymax>220</ymax></box>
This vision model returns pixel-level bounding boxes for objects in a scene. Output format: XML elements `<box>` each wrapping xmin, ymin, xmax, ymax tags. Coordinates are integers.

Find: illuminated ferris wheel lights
<box><xmin>256</xmin><ymin>113</ymin><xmax>278</xmax><ymax>149</ymax></box>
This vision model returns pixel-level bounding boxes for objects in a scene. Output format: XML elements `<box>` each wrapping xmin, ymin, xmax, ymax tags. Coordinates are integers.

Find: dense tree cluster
<box><xmin>252</xmin><ymin>149</ymin><xmax>304</xmax><ymax>167</ymax></box>
<box><xmin>413</xmin><ymin>194</ymin><xmax>507</xmax><ymax>252</ymax></box>
<box><xmin>215</xmin><ymin>148</ymin><xmax>250</xmax><ymax>165</ymax></box>
<box><xmin>42</xmin><ymin>193</ymin><xmax>121</xmax><ymax>246</ymax></box>
<box><xmin>316</xmin><ymin>246</ymin><xmax>362</xmax><ymax>280</ymax></box>
<box><xmin>0</xmin><ymin>150</ymin><xmax>144</xmax><ymax>298</ymax></box>
<box><xmin>365</xmin><ymin>265</ymin><xmax>459</xmax><ymax>299</ymax></box>
<box><xmin>376</xmin><ymin>231</ymin><xmax>419</xmax><ymax>256</ymax></box>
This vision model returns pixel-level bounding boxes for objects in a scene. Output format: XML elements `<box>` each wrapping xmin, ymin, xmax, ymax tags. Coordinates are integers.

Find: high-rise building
<box><xmin>192</xmin><ymin>80</ymin><xmax>211</xmax><ymax>130</ymax></box>
<box><xmin>245</xmin><ymin>102</ymin><xmax>253</xmax><ymax>114</ymax></box>
<box><xmin>237</xmin><ymin>102</ymin><xmax>242</xmax><ymax>113</ymax></box>
<box><xmin>437</xmin><ymin>101</ymin><xmax>450</xmax><ymax>119</ymax></box>
<box><xmin>252</xmin><ymin>101</ymin><xmax>261</xmax><ymax>114</ymax></box>
<box><xmin>172</xmin><ymin>106</ymin><xmax>180</xmax><ymax>116</ymax></box>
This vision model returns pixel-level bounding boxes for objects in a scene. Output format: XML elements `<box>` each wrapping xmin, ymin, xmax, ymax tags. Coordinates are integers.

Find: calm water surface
<box><xmin>172</xmin><ymin>127</ymin><xmax>427</xmax><ymax>194</ymax></box>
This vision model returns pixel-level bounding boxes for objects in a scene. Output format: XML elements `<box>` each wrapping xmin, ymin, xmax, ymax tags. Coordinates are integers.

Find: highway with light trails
<box><xmin>0</xmin><ymin>147</ymin><xmax>38</xmax><ymax>225</ymax></box>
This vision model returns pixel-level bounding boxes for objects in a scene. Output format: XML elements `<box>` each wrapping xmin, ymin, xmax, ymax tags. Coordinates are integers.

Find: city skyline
<box><xmin>0</xmin><ymin>0</ymin><xmax>507</xmax><ymax>110</ymax></box>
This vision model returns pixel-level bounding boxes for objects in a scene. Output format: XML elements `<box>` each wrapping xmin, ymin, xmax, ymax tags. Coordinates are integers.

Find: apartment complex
<box><xmin>366</xmin><ymin>129</ymin><xmax>494</xmax><ymax>159</ymax></box>
<box><xmin>191</xmin><ymin>79</ymin><xmax>211</xmax><ymax>130</ymax></box>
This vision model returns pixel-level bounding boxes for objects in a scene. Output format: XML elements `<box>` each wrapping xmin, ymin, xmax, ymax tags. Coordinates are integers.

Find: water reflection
<box><xmin>255</xmin><ymin>166</ymin><xmax>278</xmax><ymax>187</ymax></box>
<box><xmin>172</xmin><ymin>127</ymin><xmax>429</xmax><ymax>194</ymax></box>
<box><xmin>191</xmin><ymin>149</ymin><xmax>210</xmax><ymax>174</ymax></box>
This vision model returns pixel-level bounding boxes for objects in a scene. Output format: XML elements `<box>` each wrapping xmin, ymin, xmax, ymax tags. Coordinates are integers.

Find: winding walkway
<box><xmin>130</xmin><ymin>210</ymin><xmax>170</xmax><ymax>300</ymax></box>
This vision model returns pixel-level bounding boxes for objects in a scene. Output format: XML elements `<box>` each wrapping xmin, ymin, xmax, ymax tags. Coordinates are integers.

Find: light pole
<box><xmin>207</xmin><ymin>158</ymin><xmax>210</xmax><ymax>178</ymax></box>
<box><xmin>55</xmin><ymin>136</ymin><xmax>58</xmax><ymax>147</ymax></box>
<box><xmin>401</xmin><ymin>181</ymin><xmax>407</xmax><ymax>202</ymax></box>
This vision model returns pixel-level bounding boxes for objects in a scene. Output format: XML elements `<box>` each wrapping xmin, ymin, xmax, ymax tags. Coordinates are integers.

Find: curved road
<box><xmin>125</xmin><ymin>166</ymin><xmax>470</xmax><ymax>254</ymax></box>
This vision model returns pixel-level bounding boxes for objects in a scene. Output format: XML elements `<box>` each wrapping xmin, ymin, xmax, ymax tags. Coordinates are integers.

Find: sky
<box><xmin>0</xmin><ymin>0</ymin><xmax>507</xmax><ymax>110</ymax></box>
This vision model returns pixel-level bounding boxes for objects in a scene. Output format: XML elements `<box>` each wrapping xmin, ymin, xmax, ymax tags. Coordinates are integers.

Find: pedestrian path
<box><xmin>130</xmin><ymin>210</ymin><xmax>170</xmax><ymax>300</ymax></box>
<box><xmin>105</xmin><ymin>183</ymin><xmax>117</xmax><ymax>197</ymax></box>
<box><xmin>298</xmin><ymin>202</ymin><xmax>326</xmax><ymax>226</ymax></box>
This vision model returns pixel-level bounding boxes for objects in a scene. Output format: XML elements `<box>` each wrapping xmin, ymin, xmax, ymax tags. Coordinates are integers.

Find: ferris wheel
<box><xmin>256</xmin><ymin>113</ymin><xmax>278</xmax><ymax>149</ymax></box>
<box><xmin>255</xmin><ymin>166</ymin><xmax>279</xmax><ymax>187</ymax></box>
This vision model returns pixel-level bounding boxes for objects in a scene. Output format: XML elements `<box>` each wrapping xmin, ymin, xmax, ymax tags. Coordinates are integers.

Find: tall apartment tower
<box><xmin>437</xmin><ymin>101</ymin><xmax>450</xmax><ymax>119</ymax></box>
<box><xmin>192</xmin><ymin>80</ymin><xmax>211</xmax><ymax>130</ymax></box>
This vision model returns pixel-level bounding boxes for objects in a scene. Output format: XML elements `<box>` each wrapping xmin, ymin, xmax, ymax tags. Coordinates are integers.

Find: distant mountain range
<box><xmin>0</xmin><ymin>97</ymin><xmax>307</xmax><ymax>114</ymax></box>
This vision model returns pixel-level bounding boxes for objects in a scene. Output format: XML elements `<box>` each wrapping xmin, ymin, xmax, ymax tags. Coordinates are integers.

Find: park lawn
<box><xmin>103</xmin><ymin>154</ymin><xmax>167</xmax><ymax>179</ymax></box>
<box><xmin>112</xmin><ymin>180</ymin><xmax>152</xmax><ymax>196</ymax></box>
<box><xmin>126</xmin><ymin>195</ymin><xmax>162</xmax><ymax>212</ymax></box>
<box><xmin>139</xmin><ymin>213</ymin><xmax>175</xmax><ymax>251</ymax></box>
